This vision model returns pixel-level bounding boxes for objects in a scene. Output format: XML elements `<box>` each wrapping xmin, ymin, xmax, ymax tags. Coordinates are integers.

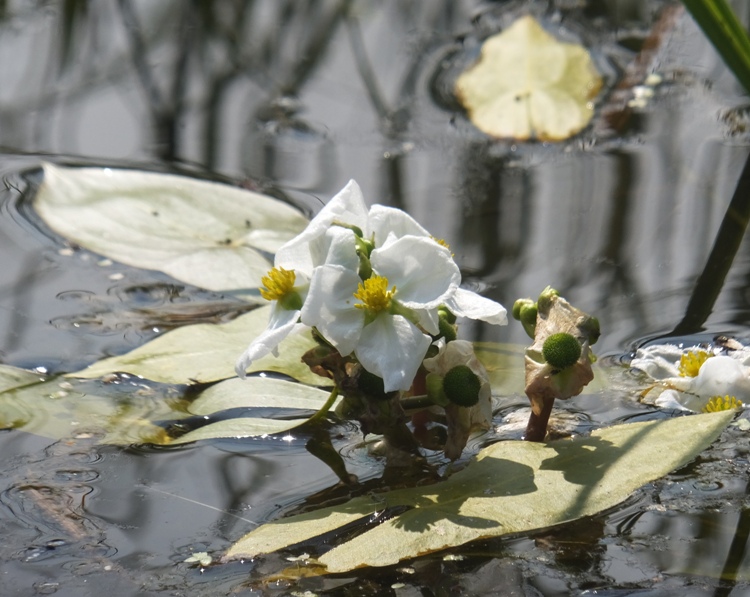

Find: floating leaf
<box><xmin>455</xmin><ymin>15</ymin><xmax>602</xmax><ymax>141</ymax></box>
<box><xmin>34</xmin><ymin>163</ymin><xmax>309</xmax><ymax>294</ymax></box>
<box><xmin>188</xmin><ymin>377</ymin><xmax>336</xmax><ymax>415</ymax></box>
<box><xmin>0</xmin><ymin>366</ymin><xmax>171</xmax><ymax>444</ymax></box>
<box><xmin>170</xmin><ymin>417</ymin><xmax>314</xmax><ymax>445</ymax></box>
<box><xmin>169</xmin><ymin>377</ymin><xmax>337</xmax><ymax>445</ymax></box>
<box><xmin>226</xmin><ymin>411</ymin><xmax>733</xmax><ymax>572</ymax></box>
<box><xmin>69</xmin><ymin>306</ymin><xmax>329</xmax><ymax>386</ymax></box>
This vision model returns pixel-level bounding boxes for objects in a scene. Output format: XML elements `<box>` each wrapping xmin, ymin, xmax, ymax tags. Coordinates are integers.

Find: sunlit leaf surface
<box><xmin>226</xmin><ymin>411</ymin><xmax>734</xmax><ymax>572</ymax></box>
<box><xmin>455</xmin><ymin>15</ymin><xmax>602</xmax><ymax>141</ymax></box>
<box><xmin>68</xmin><ymin>306</ymin><xmax>329</xmax><ymax>386</ymax></box>
<box><xmin>34</xmin><ymin>163</ymin><xmax>309</xmax><ymax>294</ymax></box>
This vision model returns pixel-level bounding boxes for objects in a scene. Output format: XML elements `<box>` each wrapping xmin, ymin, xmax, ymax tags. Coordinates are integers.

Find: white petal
<box><xmin>368</xmin><ymin>205</ymin><xmax>430</xmax><ymax>246</ymax></box>
<box><xmin>654</xmin><ymin>389</ymin><xmax>693</xmax><ymax>412</ymax></box>
<box><xmin>371</xmin><ymin>236</ymin><xmax>460</xmax><ymax>309</ymax></box>
<box><xmin>417</xmin><ymin>307</ymin><xmax>440</xmax><ymax>335</ymax></box>
<box><xmin>355</xmin><ymin>313</ymin><xmax>431</xmax><ymax>392</ymax></box>
<box><xmin>692</xmin><ymin>356</ymin><xmax>750</xmax><ymax>399</ymax></box>
<box><xmin>235</xmin><ymin>308</ymin><xmax>302</xmax><ymax>377</ymax></box>
<box><xmin>321</xmin><ymin>179</ymin><xmax>370</xmax><ymax>230</ymax></box>
<box><xmin>300</xmin><ymin>265</ymin><xmax>364</xmax><ymax>355</ymax></box>
<box><xmin>630</xmin><ymin>344</ymin><xmax>686</xmax><ymax>380</ymax></box>
<box><xmin>309</xmin><ymin>226</ymin><xmax>359</xmax><ymax>271</ymax></box>
<box><xmin>445</xmin><ymin>287</ymin><xmax>508</xmax><ymax>325</ymax></box>
<box><xmin>275</xmin><ymin>180</ymin><xmax>368</xmax><ymax>273</ymax></box>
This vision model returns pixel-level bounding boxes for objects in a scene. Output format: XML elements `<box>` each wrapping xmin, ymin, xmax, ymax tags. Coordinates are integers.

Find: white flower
<box><xmin>235</xmin><ymin>226</ymin><xmax>357</xmax><ymax>377</ymax></box>
<box><xmin>280</xmin><ymin>179</ymin><xmax>507</xmax><ymax>328</ymax></box>
<box><xmin>301</xmin><ymin>235</ymin><xmax>461</xmax><ymax>392</ymax></box>
<box><xmin>630</xmin><ymin>344</ymin><xmax>750</xmax><ymax>412</ymax></box>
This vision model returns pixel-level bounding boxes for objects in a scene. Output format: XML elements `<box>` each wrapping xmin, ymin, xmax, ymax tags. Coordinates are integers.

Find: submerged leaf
<box><xmin>226</xmin><ymin>411</ymin><xmax>733</xmax><ymax>572</ymax></box>
<box><xmin>0</xmin><ymin>366</ymin><xmax>170</xmax><ymax>444</ymax></box>
<box><xmin>34</xmin><ymin>163</ymin><xmax>309</xmax><ymax>295</ymax></box>
<box><xmin>455</xmin><ymin>15</ymin><xmax>602</xmax><ymax>141</ymax></box>
<box><xmin>68</xmin><ymin>306</ymin><xmax>328</xmax><ymax>386</ymax></box>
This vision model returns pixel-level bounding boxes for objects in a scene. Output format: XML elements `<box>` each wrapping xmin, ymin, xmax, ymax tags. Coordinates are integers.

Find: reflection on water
<box><xmin>0</xmin><ymin>0</ymin><xmax>748</xmax><ymax>594</ymax></box>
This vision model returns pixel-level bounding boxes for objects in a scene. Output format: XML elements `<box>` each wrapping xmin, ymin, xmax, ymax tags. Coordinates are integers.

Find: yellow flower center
<box><xmin>354</xmin><ymin>275</ymin><xmax>396</xmax><ymax>313</ymax></box>
<box><xmin>259</xmin><ymin>267</ymin><xmax>296</xmax><ymax>302</ymax></box>
<box><xmin>678</xmin><ymin>350</ymin><xmax>711</xmax><ymax>377</ymax></box>
<box><xmin>702</xmin><ymin>395</ymin><xmax>744</xmax><ymax>413</ymax></box>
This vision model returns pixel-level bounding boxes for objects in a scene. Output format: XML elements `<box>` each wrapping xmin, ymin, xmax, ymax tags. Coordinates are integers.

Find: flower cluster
<box><xmin>630</xmin><ymin>343</ymin><xmax>749</xmax><ymax>413</ymax></box>
<box><xmin>236</xmin><ymin>180</ymin><xmax>507</xmax><ymax>394</ymax></box>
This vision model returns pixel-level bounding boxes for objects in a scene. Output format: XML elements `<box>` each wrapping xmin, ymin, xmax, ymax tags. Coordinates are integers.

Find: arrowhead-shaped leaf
<box><xmin>226</xmin><ymin>411</ymin><xmax>734</xmax><ymax>572</ymax></box>
<box><xmin>34</xmin><ymin>163</ymin><xmax>309</xmax><ymax>295</ymax></box>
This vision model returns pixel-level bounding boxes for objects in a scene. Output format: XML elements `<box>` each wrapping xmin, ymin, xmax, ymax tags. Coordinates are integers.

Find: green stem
<box><xmin>682</xmin><ymin>0</ymin><xmax>750</xmax><ymax>94</ymax></box>
<box><xmin>308</xmin><ymin>384</ymin><xmax>340</xmax><ymax>423</ymax></box>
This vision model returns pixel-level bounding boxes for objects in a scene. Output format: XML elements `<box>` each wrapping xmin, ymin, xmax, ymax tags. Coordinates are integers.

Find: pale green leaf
<box><xmin>68</xmin><ymin>306</ymin><xmax>331</xmax><ymax>386</ymax></box>
<box><xmin>455</xmin><ymin>15</ymin><xmax>602</xmax><ymax>141</ymax></box>
<box><xmin>168</xmin><ymin>377</ymin><xmax>337</xmax><ymax>444</ymax></box>
<box><xmin>169</xmin><ymin>417</ymin><xmax>314</xmax><ymax>445</ymax></box>
<box><xmin>0</xmin><ymin>367</ymin><xmax>171</xmax><ymax>444</ymax></box>
<box><xmin>0</xmin><ymin>363</ymin><xmax>44</xmax><ymax>393</ymax></box>
<box><xmin>188</xmin><ymin>377</ymin><xmax>336</xmax><ymax>415</ymax></box>
<box><xmin>226</xmin><ymin>411</ymin><xmax>734</xmax><ymax>572</ymax></box>
<box><xmin>34</xmin><ymin>163</ymin><xmax>309</xmax><ymax>294</ymax></box>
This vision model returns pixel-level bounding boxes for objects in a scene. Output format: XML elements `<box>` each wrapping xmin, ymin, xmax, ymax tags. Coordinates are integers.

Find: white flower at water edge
<box><xmin>235</xmin><ymin>226</ymin><xmax>358</xmax><ymax>377</ymax></box>
<box><xmin>630</xmin><ymin>343</ymin><xmax>750</xmax><ymax>413</ymax></box>
<box><xmin>301</xmin><ymin>235</ymin><xmax>461</xmax><ymax>392</ymax></box>
<box><xmin>277</xmin><ymin>179</ymin><xmax>508</xmax><ymax>327</ymax></box>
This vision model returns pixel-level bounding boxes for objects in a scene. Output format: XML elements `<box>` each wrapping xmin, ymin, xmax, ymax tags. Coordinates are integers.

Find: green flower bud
<box><xmin>357</xmin><ymin>253</ymin><xmax>373</xmax><ymax>280</ymax></box>
<box><xmin>582</xmin><ymin>316</ymin><xmax>601</xmax><ymax>345</ymax></box>
<box><xmin>542</xmin><ymin>332</ymin><xmax>582</xmax><ymax>370</ymax></box>
<box><xmin>519</xmin><ymin>303</ymin><xmax>538</xmax><ymax>338</ymax></box>
<box><xmin>537</xmin><ymin>286</ymin><xmax>559</xmax><ymax>312</ymax></box>
<box><xmin>438</xmin><ymin>317</ymin><xmax>457</xmax><ymax>342</ymax></box>
<box><xmin>438</xmin><ymin>306</ymin><xmax>457</xmax><ymax>324</ymax></box>
<box><xmin>512</xmin><ymin>298</ymin><xmax>534</xmax><ymax>321</ymax></box>
<box><xmin>443</xmin><ymin>365</ymin><xmax>482</xmax><ymax>407</ymax></box>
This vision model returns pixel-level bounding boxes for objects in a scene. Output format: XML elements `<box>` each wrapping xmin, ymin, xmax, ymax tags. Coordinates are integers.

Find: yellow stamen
<box><xmin>354</xmin><ymin>275</ymin><xmax>396</xmax><ymax>313</ymax></box>
<box><xmin>431</xmin><ymin>236</ymin><xmax>454</xmax><ymax>257</ymax></box>
<box><xmin>702</xmin><ymin>395</ymin><xmax>744</xmax><ymax>413</ymax></box>
<box><xmin>678</xmin><ymin>350</ymin><xmax>711</xmax><ymax>377</ymax></box>
<box><xmin>259</xmin><ymin>267</ymin><xmax>296</xmax><ymax>302</ymax></box>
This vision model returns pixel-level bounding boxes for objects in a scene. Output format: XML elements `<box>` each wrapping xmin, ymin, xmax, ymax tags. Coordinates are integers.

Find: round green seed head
<box><xmin>542</xmin><ymin>333</ymin><xmax>582</xmax><ymax>370</ymax></box>
<box><xmin>442</xmin><ymin>365</ymin><xmax>482</xmax><ymax>407</ymax></box>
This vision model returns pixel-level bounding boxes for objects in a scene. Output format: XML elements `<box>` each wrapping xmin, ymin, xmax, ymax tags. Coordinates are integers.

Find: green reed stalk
<box><xmin>682</xmin><ymin>0</ymin><xmax>750</xmax><ymax>94</ymax></box>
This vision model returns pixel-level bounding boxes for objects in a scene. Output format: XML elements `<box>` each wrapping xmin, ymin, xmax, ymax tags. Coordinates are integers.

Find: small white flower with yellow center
<box><xmin>301</xmin><ymin>235</ymin><xmax>461</xmax><ymax>392</ymax></box>
<box><xmin>630</xmin><ymin>343</ymin><xmax>750</xmax><ymax>412</ymax></box>
<box><xmin>235</xmin><ymin>266</ymin><xmax>309</xmax><ymax>377</ymax></box>
<box><xmin>235</xmin><ymin>226</ymin><xmax>358</xmax><ymax>377</ymax></box>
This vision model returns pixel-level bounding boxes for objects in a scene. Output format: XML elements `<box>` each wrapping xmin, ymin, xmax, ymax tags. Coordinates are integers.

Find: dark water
<box><xmin>0</xmin><ymin>1</ymin><xmax>749</xmax><ymax>595</ymax></box>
